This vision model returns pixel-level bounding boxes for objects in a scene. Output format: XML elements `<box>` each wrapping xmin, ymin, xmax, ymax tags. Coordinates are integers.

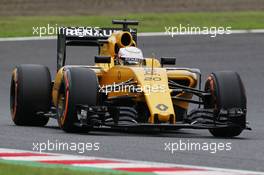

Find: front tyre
<box><xmin>56</xmin><ymin>67</ymin><xmax>98</xmax><ymax>133</ymax></box>
<box><xmin>204</xmin><ymin>71</ymin><xmax>247</xmax><ymax>137</ymax></box>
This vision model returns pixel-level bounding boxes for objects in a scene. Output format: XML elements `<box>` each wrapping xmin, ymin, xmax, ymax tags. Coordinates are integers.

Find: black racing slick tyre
<box><xmin>56</xmin><ymin>67</ymin><xmax>98</xmax><ymax>133</ymax></box>
<box><xmin>204</xmin><ymin>71</ymin><xmax>247</xmax><ymax>138</ymax></box>
<box><xmin>10</xmin><ymin>64</ymin><xmax>51</xmax><ymax>126</ymax></box>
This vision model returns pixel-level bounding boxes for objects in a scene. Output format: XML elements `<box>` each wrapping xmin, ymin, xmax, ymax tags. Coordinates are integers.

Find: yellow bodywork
<box><xmin>52</xmin><ymin>31</ymin><xmax>197</xmax><ymax>124</ymax></box>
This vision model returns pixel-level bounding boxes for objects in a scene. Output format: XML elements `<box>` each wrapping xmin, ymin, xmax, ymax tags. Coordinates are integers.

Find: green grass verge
<box><xmin>1</xmin><ymin>11</ymin><xmax>264</xmax><ymax>37</ymax></box>
<box><xmin>0</xmin><ymin>159</ymin><xmax>144</xmax><ymax>175</ymax></box>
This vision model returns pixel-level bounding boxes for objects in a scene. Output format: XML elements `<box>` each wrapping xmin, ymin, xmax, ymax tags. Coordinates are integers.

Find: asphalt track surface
<box><xmin>0</xmin><ymin>34</ymin><xmax>264</xmax><ymax>172</ymax></box>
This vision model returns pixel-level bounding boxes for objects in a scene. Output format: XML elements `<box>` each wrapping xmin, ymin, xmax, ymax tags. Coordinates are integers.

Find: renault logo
<box><xmin>156</xmin><ymin>104</ymin><xmax>168</xmax><ymax>111</ymax></box>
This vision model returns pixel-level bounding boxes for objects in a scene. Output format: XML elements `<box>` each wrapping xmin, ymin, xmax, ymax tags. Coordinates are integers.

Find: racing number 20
<box><xmin>144</xmin><ymin>77</ymin><xmax>161</xmax><ymax>81</ymax></box>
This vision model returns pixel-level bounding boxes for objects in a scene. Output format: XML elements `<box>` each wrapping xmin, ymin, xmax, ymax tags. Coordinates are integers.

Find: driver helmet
<box><xmin>117</xmin><ymin>46</ymin><xmax>144</xmax><ymax>65</ymax></box>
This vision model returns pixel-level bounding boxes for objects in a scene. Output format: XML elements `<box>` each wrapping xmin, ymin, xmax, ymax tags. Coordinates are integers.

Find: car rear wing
<box><xmin>57</xmin><ymin>20</ymin><xmax>139</xmax><ymax>71</ymax></box>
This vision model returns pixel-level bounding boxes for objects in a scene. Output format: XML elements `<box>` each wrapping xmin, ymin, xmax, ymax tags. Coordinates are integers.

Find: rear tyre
<box><xmin>204</xmin><ymin>71</ymin><xmax>247</xmax><ymax>137</ymax></box>
<box><xmin>10</xmin><ymin>64</ymin><xmax>51</xmax><ymax>126</ymax></box>
<box><xmin>57</xmin><ymin>67</ymin><xmax>98</xmax><ymax>133</ymax></box>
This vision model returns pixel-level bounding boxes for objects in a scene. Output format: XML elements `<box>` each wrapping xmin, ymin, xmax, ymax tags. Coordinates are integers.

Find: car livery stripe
<box><xmin>0</xmin><ymin>148</ymin><xmax>263</xmax><ymax>175</ymax></box>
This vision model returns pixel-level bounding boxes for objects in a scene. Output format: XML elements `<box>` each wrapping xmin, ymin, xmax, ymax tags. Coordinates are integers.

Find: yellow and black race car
<box><xmin>10</xmin><ymin>20</ymin><xmax>250</xmax><ymax>137</ymax></box>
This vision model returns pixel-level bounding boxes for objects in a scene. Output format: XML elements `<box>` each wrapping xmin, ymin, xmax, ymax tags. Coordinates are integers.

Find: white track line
<box><xmin>74</xmin><ymin>163</ymin><xmax>176</xmax><ymax>169</ymax></box>
<box><xmin>0</xmin><ymin>36</ymin><xmax>56</xmax><ymax>41</ymax></box>
<box><xmin>156</xmin><ymin>171</ymin><xmax>241</xmax><ymax>175</ymax></box>
<box><xmin>0</xmin><ymin>29</ymin><xmax>264</xmax><ymax>42</ymax></box>
<box><xmin>0</xmin><ymin>148</ymin><xmax>263</xmax><ymax>175</ymax></box>
<box><xmin>138</xmin><ymin>29</ymin><xmax>264</xmax><ymax>36</ymax></box>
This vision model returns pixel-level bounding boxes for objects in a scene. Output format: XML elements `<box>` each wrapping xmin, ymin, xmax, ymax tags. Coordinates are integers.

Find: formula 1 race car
<box><xmin>10</xmin><ymin>20</ymin><xmax>250</xmax><ymax>137</ymax></box>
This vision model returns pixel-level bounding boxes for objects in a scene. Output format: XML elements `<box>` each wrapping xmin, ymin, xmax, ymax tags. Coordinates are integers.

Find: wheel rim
<box><xmin>204</xmin><ymin>75</ymin><xmax>218</xmax><ymax>110</ymax></box>
<box><xmin>10</xmin><ymin>70</ymin><xmax>18</xmax><ymax>119</ymax></box>
<box><xmin>57</xmin><ymin>93</ymin><xmax>65</xmax><ymax>119</ymax></box>
<box><xmin>57</xmin><ymin>74</ymin><xmax>70</xmax><ymax>127</ymax></box>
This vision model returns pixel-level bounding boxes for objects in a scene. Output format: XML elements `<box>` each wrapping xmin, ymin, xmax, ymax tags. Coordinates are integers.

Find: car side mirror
<box><xmin>95</xmin><ymin>56</ymin><xmax>111</xmax><ymax>63</ymax></box>
<box><xmin>160</xmin><ymin>57</ymin><xmax>176</xmax><ymax>67</ymax></box>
